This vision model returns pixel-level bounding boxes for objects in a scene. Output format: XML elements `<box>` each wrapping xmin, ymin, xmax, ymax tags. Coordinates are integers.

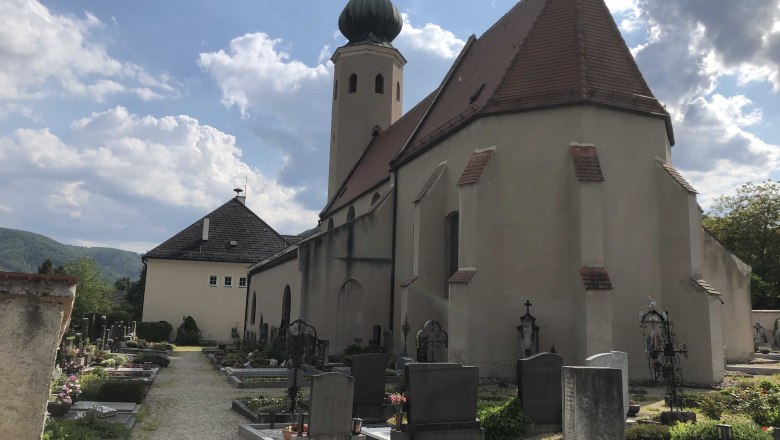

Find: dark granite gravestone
<box><xmin>562</xmin><ymin>367</ymin><xmax>624</xmax><ymax>440</ymax></box>
<box><xmin>351</xmin><ymin>353</ymin><xmax>391</xmax><ymax>422</ymax></box>
<box><xmin>516</xmin><ymin>352</ymin><xmax>563</xmax><ymax>426</ymax></box>
<box><xmin>392</xmin><ymin>363</ymin><xmax>483</xmax><ymax>440</ymax></box>
<box><xmin>415</xmin><ymin>320</ymin><xmax>448</xmax><ymax>363</ymax></box>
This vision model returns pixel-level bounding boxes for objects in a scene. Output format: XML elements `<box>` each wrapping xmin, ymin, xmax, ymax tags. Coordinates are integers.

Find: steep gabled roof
<box><xmin>393</xmin><ymin>0</ymin><xmax>671</xmax><ymax>166</ymax></box>
<box><xmin>144</xmin><ymin>198</ymin><xmax>289</xmax><ymax>264</ymax></box>
<box><xmin>320</xmin><ymin>92</ymin><xmax>435</xmax><ymax>217</ymax></box>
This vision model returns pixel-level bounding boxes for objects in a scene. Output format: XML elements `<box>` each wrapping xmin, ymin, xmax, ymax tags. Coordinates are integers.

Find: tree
<box><xmin>38</xmin><ymin>258</ymin><xmax>65</xmax><ymax>275</ymax></box>
<box><xmin>124</xmin><ymin>264</ymin><xmax>146</xmax><ymax>320</ymax></box>
<box><xmin>64</xmin><ymin>256</ymin><xmax>113</xmax><ymax>319</ymax></box>
<box><xmin>703</xmin><ymin>180</ymin><xmax>780</xmax><ymax>308</ymax></box>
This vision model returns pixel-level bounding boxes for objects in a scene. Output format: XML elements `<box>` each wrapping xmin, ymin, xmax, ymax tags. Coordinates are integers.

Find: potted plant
<box><xmin>282</xmin><ymin>423</ymin><xmax>308</xmax><ymax>439</ymax></box>
<box><xmin>47</xmin><ymin>375</ymin><xmax>80</xmax><ymax>416</ymax></box>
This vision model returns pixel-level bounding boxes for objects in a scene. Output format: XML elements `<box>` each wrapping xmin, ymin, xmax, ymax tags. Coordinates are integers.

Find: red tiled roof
<box><xmin>578</xmin><ymin>267</ymin><xmax>613</xmax><ymax>290</ymax></box>
<box><xmin>321</xmin><ymin>93</ymin><xmax>435</xmax><ymax>217</ymax></box>
<box><xmin>660</xmin><ymin>162</ymin><xmax>697</xmax><ymax>194</ymax></box>
<box><xmin>457</xmin><ymin>149</ymin><xmax>495</xmax><ymax>186</ymax></box>
<box><xmin>447</xmin><ymin>270</ymin><xmax>476</xmax><ymax>284</ymax></box>
<box><xmin>0</xmin><ymin>271</ymin><xmax>78</xmax><ymax>284</ymax></box>
<box><xmin>393</xmin><ymin>0</ymin><xmax>671</xmax><ymax>166</ymax></box>
<box><xmin>413</xmin><ymin>162</ymin><xmax>447</xmax><ymax>203</ymax></box>
<box><xmin>570</xmin><ymin>145</ymin><xmax>604</xmax><ymax>182</ymax></box>
<box><xmin>400</xmin><ymin>276</ymin><xmax>418</xmax><ymax>288</ymax></box>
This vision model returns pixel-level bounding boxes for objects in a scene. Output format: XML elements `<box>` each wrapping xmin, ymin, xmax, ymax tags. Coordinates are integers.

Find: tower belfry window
<box><xmin>349</xmin><ymin>74</ymin><xmax>358</xmax><ymax>93</ymax></box>
<box><xmin>333</xmin><ymin>80</ymin><xmax>338</xmax><ymax>100</ymax></box>
<box><xmin>396</xmin><ymin>82</ymin><xmax>400</xmax><ymax>101</ymax></box>
<box><xmin>375</xmin><ymin>74</ymin><xmax>384</xmax><ymax>94</ymax></box>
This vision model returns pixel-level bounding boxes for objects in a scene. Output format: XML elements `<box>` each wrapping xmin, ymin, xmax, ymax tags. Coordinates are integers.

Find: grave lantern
<box><xmin>351</xmin><ymin>417</ymin><xmax>363</xmax><ymax>435</ymax></box>
<box><xmin>516</xmin><ymin>300</ymin><xmax>540</xmax><ymax>358</ymax></box>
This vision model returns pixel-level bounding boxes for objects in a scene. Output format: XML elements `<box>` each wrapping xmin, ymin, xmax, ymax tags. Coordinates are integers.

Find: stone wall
<box><xmin>0</xmin><ymin>271</ymin><xmax>77</xmax><ymax>439</ymax></box>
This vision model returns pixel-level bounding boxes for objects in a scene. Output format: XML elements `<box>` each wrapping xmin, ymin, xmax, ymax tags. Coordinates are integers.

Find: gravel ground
<box><xmin>132</xmin><ymin>351</ymin><xmax>287</xmax><ymax>440</ymax></box>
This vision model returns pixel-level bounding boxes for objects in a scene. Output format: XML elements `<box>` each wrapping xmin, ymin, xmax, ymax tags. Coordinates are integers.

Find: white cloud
<box><xmin>0</xmin><ymin>0</ymin><xmax>177</xmax><ymax>101</ymax></box>
<box><xmin>0</xmin><ymin>106</ymin><xmax>320</xmax><ymax>233</ymax></box>
<box><xmin>395</xmin><ymin>13</ymin><xmax>466</xmax><ymax>59</ymax></box>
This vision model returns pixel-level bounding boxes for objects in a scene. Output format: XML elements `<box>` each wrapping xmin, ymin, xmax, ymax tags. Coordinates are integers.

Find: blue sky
<box><xmin>0</xmin><ymin>0</ymin><xmax>778</xmax><ymax>254</ymax></box>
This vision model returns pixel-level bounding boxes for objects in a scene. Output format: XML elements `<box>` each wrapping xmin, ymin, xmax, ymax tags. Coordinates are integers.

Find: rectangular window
<box><xmin>224</xmin><ymin>276</ymin><xmax>233</xmax><ymax>287</ymax></box>
<box><xmin>208</xmin><ymin>275</ymin><xmax>217</xmax><ymax>287</ymax></box>
<box><xmin>239</xmin><ymin>277</ymin><xmax>247</xmax><ymax>288</ymax></box>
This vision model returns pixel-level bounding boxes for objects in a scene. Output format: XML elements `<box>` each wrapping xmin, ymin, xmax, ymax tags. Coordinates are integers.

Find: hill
<box><xmin>0</xmin><ymin>227</ymin><xmax>143</xmax><ymax>281</ymax></box>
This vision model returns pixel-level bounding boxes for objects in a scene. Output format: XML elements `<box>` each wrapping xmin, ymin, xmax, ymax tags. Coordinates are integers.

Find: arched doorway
<box><xmin>336</xmin><ymin>279</ymin><xmax>365</xmax><ymax>351</ymax></box>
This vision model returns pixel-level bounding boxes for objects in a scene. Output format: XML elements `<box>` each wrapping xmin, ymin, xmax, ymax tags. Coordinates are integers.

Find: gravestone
<box><xmin>308</xmin><ymin>372</ymin><xmax>365</xmax><ymax>439</ymax></box>
<box><xmin>586</xmin><ymin>351</ymin><xmax>629</xmax><ymax>416</ymax></box>
<box><xmin>395</xmin><ymin>356</ymin><xmax>414</xmax><ymax>372</ymax></box>
<box><xmin>517</xmin><ymin>299</ymin><xmax>540</xmax><ymax>358</ymax></box>
<box><xmin>774</xmin><ymin>319</ymin><xmax>780</xmax><ymax>348</ymax></box>
<box><xmin>562</xmin><ymin>367</ymin><xmax>624</xmax><ymax>440</ymax></box>
<box><xmin>415</xmin><ymin>321</ymin><xmax>448</xmax><ymax>363</ymax></box>
<box><xmin>351</xmin><ymin>353</ymin><xmax>391</xmax><ymax>422</ymax></box>
<box><xmin>516</xmin><ymin>353</ymin><xmax>562</xmax><ymax>426</ymax></box>
<box><xmin>383</xmin><ymin>329</ymin><xmax>393</xmax><ymax>353</ymax></box>
<box><xmin>392</xmin><ymin>363</ymin><xmax>483</xmax><ymax>440</ymax></box>
<box><xmin>755</xmin><ymin>323</ymin><xmax>768</xmax><ymax>348</ymax></box>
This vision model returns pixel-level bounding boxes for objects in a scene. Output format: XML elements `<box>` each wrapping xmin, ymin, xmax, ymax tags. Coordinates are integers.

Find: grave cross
<box><xmin>524</xmin><ymin>300</ymin><xmax>532</xmax><ymax>315</ymax></box>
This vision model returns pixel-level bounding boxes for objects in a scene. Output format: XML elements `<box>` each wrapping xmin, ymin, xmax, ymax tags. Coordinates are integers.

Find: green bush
<box><xmin>728</xmin><ymin>380</ymin><xmax>780</xmax><ymax>426</ymax></box>
<box><xmin>698</xmin><ymin>392</ymin><xmax>729</xmax><ymax>420</ymax></box>
<box><xmin>175</xmin><ymin>316</ymin><xmax>202</xmax><ymax>345</ymax></box>
<box><xmin>625</xmin><ymin>424</ymin><xmax>671</xmax><ymax>440</ymax></box>
<box><xmin>96</xmin><ymin>380</ymin><xmax>147</xmax><ymax>403</ymax></box>
<box><xmin>43</xmin><ymin>415</ymin><xmax>131</xmax><ymax>439</ymax></box>
<box><xmin>477</xmin><ymin>396</ymin><xmax>532</xmax><ymax>440</ymax></box>
<box><xmin>137</xmin><ymin>321</ymin><xmax>172</xmax><ymax>342</ymax></box>
<box><xmin>78</xmin><ymin>368</ymin><xmax>109</xmax><ymax>401</ymax></box>
<box><xmin>670</xmin><ymin>421</ymin><xmax>771</xmax><ymax>440</ymax></box>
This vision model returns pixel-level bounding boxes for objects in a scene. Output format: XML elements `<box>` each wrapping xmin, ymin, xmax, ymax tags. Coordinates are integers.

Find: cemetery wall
<box><xmin>246</xmin><ymin>255</ymin><xmax>302</xmax><ymax>337</ymax></box>
<box><xmin>143</xmin><ymin>259</ymin><xmax>248</xmax><ymax>342</ymax></box>
<box><xmin>0</xmin><ymin>272</ymin><xmax>76</xmax><ymax>439</ymax></box>
<box><xmin>298</xmin><ymin>191</ymin><xmax>394</xmax><ymax>353</ymax></box>
<box><xmin>702</xmin><ymin>231</ymin><xmax>753</xmax><ymax>360</ymax></box>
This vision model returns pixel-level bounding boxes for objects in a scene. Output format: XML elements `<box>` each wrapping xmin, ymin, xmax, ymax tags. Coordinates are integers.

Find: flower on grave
<box><xmin>388</xmin><ymin>393</ymin><xmax>407</xmax><ymax>412</ymax></box>
<box><xmin>283</xmin><ymin>423</ymin><xmax>308</xmax><ymax>433</ymax></box>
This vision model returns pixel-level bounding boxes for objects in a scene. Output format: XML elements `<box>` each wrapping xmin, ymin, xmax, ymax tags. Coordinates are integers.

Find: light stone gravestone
<box><xmin>351</xmin><ymin>353</ymin><xmax>391</xmax><ymax>422</ymax></box>
<box><xmin>391</xmin><ymin>363</ymin><xmax>484</xmax><ymax>440</ymax></box>
<box><xmin>585</xmin><ymin>351</ymin><xmax>628</xmax><ymax>416</ymax></box>
<box><xmin>562</xmin><ymin>366</ymin><xmax>624</xmax><ymax>440</ymax></box>
<box><xmin>516</xmin><ymin>352</ymin><xmax>562</xmax><ymax>426</ymax></box>
<box><xmin>309</xmin><ymin>372</ymin><xmax>365</xmax><ymax>439</ymax></box>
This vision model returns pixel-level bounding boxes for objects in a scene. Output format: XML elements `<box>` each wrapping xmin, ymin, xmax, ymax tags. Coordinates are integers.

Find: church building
<box><xmin>243</xmin><ymin>0</ymin><xmax>753</xmax><ymax>384</ymax></box>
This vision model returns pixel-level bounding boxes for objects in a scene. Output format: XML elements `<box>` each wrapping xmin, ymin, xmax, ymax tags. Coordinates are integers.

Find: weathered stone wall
<box><xmin>0</xmin><ymin>272</ymin><xmax>76</xmax><ymax>440</ymax></box>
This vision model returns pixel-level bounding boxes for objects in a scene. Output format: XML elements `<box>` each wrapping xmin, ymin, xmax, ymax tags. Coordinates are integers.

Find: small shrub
<box><xmin>698</xmin><ymin>392</ymin><xmax>729</xmax><ymax>420</ymax></box>
<box><xmin>125</xmin><ymin>340</ymin><xmax>139</xmax><ymax>348</ymax></box>
<box><xmin>96</xmin><ymin>380</ymin><xmax>147</xmax><ymax>403</ymax></box>
<box><xmin>175</xmin><ymin>316</ymin><xmax>202</xmax><ymax>345</ymax></box>
<box><xmin>477</xmin><ymin>396</ymin><xmax>532</xmax><ymax>440</ymax></box>
<box><xmin>137</xmin><ymin>321</ymin><xmax>172</xmax><ymax>342</ymax></box>
<box><xmin>759</xmin><ymin>347</ymin><xmax>771</xmax><ymax>354</ymax></box>
<box><xmin>43</xmin><ymin>416</ymin><xmax>131</xmax><ymax>439</ymax></box>
<box><xmin>670</xmin><ymin>420</ymin><xmax>771</xmax><ymax>440</ymax></box>
<box><xmin>625</xmin><ymin>424</ymin><xmax>671</xmax><ymax>440</ymax></box>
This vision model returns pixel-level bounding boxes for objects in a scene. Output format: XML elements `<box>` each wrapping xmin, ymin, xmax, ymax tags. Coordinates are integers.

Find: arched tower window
<box><xmin>375</xmin><ymin>74</ymin><xmax>384</xmax><ymax>94</ymax></box>
<box><xmin>396</xmin><ymin>82</ymin><xmax>401</xmax><ymax>101</ymax></box>
<box><xmin>250</xmin><ymin>292</ymin><xmax>257</xmax><ymax>325</ymax></box>
<box><xmin>371</xmin><ymin>125</ymin><xmax>381</xmax><ymax>138</ymax></box>
<box><xmin>371</xmin><ymin>192</ymin><xmax>381</xmax><ymax>205</ymax></box>
<box><xmin>333</xmin><ymin>80</ymin><xmax>338</xmax><ymax>100</ymax></box>
<box><xmin>349</xmin><ymin>74</ymin><xmax>358</xmax><ymax>93</ymax></box>
<box><xmin>281</xmin><ymin>285</ymin><xmax>291</xmax><ymax>328</ymax></box>
<box><xmin>327</xmin><ymin>218</ymin><xmax>334</xmax><ymax>230</ymax></box>
<box><xmin>346</xmin><ymin>206</ymin><xmax>356</xmax><ymax>222</ymax></box>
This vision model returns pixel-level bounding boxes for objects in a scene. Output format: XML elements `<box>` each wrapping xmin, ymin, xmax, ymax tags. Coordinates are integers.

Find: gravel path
<box><xmin>132</xmin><ymin>351</ymin><xmax>283</xmax><ymax>440</ymax></box>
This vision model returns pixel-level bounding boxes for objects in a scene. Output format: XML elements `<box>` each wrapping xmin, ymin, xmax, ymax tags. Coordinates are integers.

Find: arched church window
<box><xmin>375</xmin><ymin>74</ymin><xmax>384</xmax><ymax>94</ymax></box>
<box><xmin>327</xmin><ymin>218</ymin><xmax>334</xmax><ymax>230</ymax></box>
<box><xmin>281</xmin><ymin>286</ymin><xmax>291</xmax><ymax>328</ymax></box>
<box><xmin>445</xmin><ymin>211</ymin><xmax>459</xmax><ymax>297</ymax></box>
<box><xmin>349</xmin><ymin>74</ymin><xmax>358</xmax><ymax>93</ymax></box>
<box><xmin>250</xmin><ymin>292</ymin><xmax>257</xmax><ymax>325</ymax></box>
<box><xmin>396</xmin><ymin>82</ymin><xmax>400</xmax><ymax>101</ymax></box>
<box><xmin>371</xmin><ymin>192</ymin><xmax>381</xmax><ymax>205</ymax></box>
<box><xmin>333</xmin><ymin>80</ymin><xmax>338</xmax><ymax>100</ymax></box>
<box><xmin>371</xmin><ymin>125</ymin><xmax>381</xmax><ymax>137</ymax></box>
<box><xmin>346</xmin><ymin>206</ymin><xmax>356</xmax><ymax>222</ymax></box>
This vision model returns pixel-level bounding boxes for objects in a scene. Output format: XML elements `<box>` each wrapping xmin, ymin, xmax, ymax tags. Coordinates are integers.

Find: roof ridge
<box><xmin>575</xmin><ymin>0</ymin><xmax>588</xmax><ymax>99</ymax></box>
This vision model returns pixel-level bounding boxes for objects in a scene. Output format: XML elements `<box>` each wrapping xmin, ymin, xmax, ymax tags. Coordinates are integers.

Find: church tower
<box><xmin>328</xmin><ymin>0</ymin><xmax>406</xmax><ymax>199</ymax></box>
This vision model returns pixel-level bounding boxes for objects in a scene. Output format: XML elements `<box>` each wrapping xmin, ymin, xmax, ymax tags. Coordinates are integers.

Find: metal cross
<box><xmin>402</xmin><ymin>315</ymin><xmax>410</xmax><ymax>357</ymax></box>
<box><xmin>524</xmin><ymin>300</ymin><xmax>532</xmax><ymax>315</ymax></box>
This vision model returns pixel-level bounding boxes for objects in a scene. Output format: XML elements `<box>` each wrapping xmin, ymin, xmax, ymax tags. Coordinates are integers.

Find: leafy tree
<box><xmin>124</xmin><ymin>265</ymin><xmax>146</xmax><ymax>320</ymax></box>
<box><xmin>38</xmin><ymin>258</ymin><xmax>65</xmax><ymax>275</ymax></box>
<box><xmin>64</xmin><ymin>256</ymin><xmax>113</xmax><ymax>319</ymax></box>
<box><xmin>703</xmin><ymin>181</ymin><xmax>780</xmax><ymax>308</ymax></box>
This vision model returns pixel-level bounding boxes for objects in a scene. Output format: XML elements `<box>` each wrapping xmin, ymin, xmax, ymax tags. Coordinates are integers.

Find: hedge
<box><xmin>137</xmin><ymin>321</ymin><xmax>172</xmax><ymax>342</ymax></box>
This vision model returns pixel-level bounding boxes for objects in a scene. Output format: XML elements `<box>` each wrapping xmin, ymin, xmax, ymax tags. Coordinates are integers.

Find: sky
<box><xmin>0</xmin><ymin>0</ymin><xmax>778</xmax><ymax>255</ymax></box>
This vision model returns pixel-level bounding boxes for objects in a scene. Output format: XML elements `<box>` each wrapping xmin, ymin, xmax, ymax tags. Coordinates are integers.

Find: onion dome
<box><xmin>338</xmin><ymin>0</ymin><xmax>403</xmax><ymax>46</ymax></box>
